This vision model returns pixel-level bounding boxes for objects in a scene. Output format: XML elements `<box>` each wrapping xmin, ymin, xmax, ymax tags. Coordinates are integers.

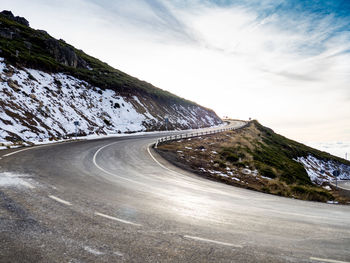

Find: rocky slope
<box><xmin>0</xmin><ymin>11</ymin><xmax>222</xmax><ymax>143</ymax></box>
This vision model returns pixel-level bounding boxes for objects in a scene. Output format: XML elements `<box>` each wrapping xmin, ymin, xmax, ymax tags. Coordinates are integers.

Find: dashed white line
<box><xmin>84</xmin><ymin>246</ymin><xmax>105</xmax><ymax>255</ymax></box>
<box><xmin>114</xmin><ymin>251</ymin><xmax>124</xmax><ymax>257</ymax></box>
<box><xmin>310</xmin><ymin>257</ymin><xmax>350</xmax><ymax>263</ymax></box>
<box><xmin>48</xmin><ymin>195</ymin><xmax>72</xmax><ymax>206</ymax></box>
<box><xmin>94</xmin><ymin>212</ymin><xmax>142</xmax><ymax>227</ymax></box>
<box><xmin>184</xmin><ymin>235</ymin><xmax>243</xmax><ymax>248</ymax></box>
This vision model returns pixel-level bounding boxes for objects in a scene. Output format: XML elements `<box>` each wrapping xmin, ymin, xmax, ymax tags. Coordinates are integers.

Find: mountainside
<box><xmin>156</xmin><ymin>121</ymin><xmax>350</xmax><ymax>202</ymax></box>
<box><xmin>0</xmin><ymin>11</ymin><xmax>222</xmax><ymax>143</ymax></box>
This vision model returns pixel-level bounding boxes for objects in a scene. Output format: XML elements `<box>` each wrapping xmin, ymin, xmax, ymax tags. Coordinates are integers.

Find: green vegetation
<box><xmin>0</xmin><ymin>14</ymin><xmax>200</xmax><ymax>106</ymax></box>
<box><xmin>220</xmin><ymin>147</ymin><xmax>239</xmax><ymax>162</ymax></box>
<box><xmin>220</xmin><ymin>120</ymin><xmax>350</xmax><ymax>186</ymax></box>
<box><xmin>253</xmin><ymin>121</ymin><xmax>348</xmax><ymax>164</ymax></box>
<box><xmin>157</xmin><ymin>120</ymin><xmax>350</xmax><ymax>202</ymax></box>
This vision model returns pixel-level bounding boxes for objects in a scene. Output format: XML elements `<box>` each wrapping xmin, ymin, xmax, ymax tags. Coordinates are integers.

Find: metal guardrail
<box><xmin>154</xmin><ymin>122</ymin><xmax>249</xmax><ymax>148</ymax></box>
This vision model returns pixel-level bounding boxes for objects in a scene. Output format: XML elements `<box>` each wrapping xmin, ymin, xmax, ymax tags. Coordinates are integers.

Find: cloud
<box><xmin>1</xmin><ymin>0</ymin><xmax>350</xmax><ymax>142</ymax></box>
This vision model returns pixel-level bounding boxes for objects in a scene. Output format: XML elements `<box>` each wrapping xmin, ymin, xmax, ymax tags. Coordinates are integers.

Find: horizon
<box><xmin>2</xmin><ymin>0</ymin><xmax>350</xmax><ymax>158</ymax></box>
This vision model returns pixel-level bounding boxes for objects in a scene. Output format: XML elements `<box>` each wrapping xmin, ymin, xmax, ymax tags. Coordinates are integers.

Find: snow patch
<box><xmin>0</xmin><ymin>172</ymin><xmax>34</xmax><ymax>188</ymax></box>
<box><xmin>323</xmin><ymin>185</ymin><xmax>331</xmax><ymax>191</ymax></box>
<box><xmin>296</xmin><ymin>155</ymin><xmax>350</xmax><ymax>185</ymax></box>
<box><xmin>327</xmin><ymin>200</ymin><xmax>339</xmax><ymax>204</ymax></box>
<box><xmin>0</xmin><ymin>59</ymin><xmax>222</xmax><ymax>143</ymax></box>
<box><xmin>241</xmin><ymin>168</ymin><xmax>251</xmax><ymax>175</ymax></box>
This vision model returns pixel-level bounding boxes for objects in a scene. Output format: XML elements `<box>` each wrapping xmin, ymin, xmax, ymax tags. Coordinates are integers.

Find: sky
<box><xmin>2</xmin><ymin>0</ymin><xmax>350</xmax><ymax>157</ymax></box>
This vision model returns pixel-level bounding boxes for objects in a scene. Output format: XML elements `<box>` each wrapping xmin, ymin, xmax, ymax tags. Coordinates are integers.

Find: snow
<box><xmin>327</xmin><ymin>201</ymin><xmax>339</xmax><ymax>204</ymax></box>
<box><xmin>0</xmin><ymin>58</ymin><xmax>222</xmax><ymax>143</ymax></box>
<box><xmin>241</xmin><ymin>168</ymin><xmax>251</xmax><ymax>175</ymax></box>
<box><xmin>0</xmin><ymin>172</ymin><xmax>34</xmax><ymax>188</ymax></box>
<box><xmin>296</xmin><ymin>155</ymin><xmax>350</xmax><ymax>185</ymax></box>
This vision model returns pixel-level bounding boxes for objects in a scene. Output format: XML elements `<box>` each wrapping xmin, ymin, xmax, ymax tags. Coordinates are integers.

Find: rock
<box><xmin>0</xmin><ymin>10</ymin><xmax>29</xmax><ymax>27</ymax></box>
<box><xmin>0</xmin><ymin>27</ymin><xmax>14</xmax><ymax>39</ymax></box>
<box><xmin>37</xmin><ymin>29</ymin><xmax>48</xmax><ymax>35</ymax></box>
<box><xmin>14</xmin><ymin>16</ymin><xmax>29</xmax><ymax>27</ymax></box>
<box><xmin>24</xmin><ymin>41</ymin><xmax>32</xmax><ymax>49</ymax></box>
<box><xmin>8</xmin><ymin>79</ymin><xmax>20</xmax><ymax>91</ymax></box>
<box><xmin>45</xmin><ymin>38</ymin><xmax>89</xmax><ymax>69</ymax></box>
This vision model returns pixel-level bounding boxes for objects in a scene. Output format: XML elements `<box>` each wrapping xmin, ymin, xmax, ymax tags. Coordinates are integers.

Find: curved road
<box><xmin>0</xmin><ymin>121</ymin><xmax>349</xmax><ymax>262</ymax></box>
<box><xmin>338</xmin><ymin>181</ymin><xmax>350</xmax><ymax>191</ymax></box>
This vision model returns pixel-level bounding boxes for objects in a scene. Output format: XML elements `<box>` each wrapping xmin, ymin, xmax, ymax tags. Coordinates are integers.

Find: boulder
<box><xmin>45</xmin><ymin>38</ymin><xmax>88</xmax><ymax>68</ymax></box>
<box><xmin>0</xmin><ymin>10</ymin><xmax>29</xmax><ymax>27</ymax></box>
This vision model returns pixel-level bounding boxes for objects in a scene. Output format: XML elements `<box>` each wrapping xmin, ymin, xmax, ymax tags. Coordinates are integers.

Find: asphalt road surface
<box><xmin>338</xmin><ymin>181</ymin><xmax>350</xmax><ymax>191</ymax></box>
<box><xmin>0</xmin><ymin>121</ymin><xmax>349</xmax><ymax>263</ymax></box>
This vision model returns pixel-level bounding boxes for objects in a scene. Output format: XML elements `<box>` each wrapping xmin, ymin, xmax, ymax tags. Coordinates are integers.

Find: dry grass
<box><xmin>157</xmin><ymin>122</ymin><xmax>350</xmax><ymax>203</ymax></box>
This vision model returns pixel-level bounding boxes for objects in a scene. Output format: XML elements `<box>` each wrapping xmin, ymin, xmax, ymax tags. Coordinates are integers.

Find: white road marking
<box><xmin>310</xmin><ymin>257</ymin><xmax>350</xmax><ymax>263</ymax></box>
<box><xmin>92</xmin><ymin>142</ymin><xmax>146</xmax><ymax>186</ymax></box>
<box><xmin>48</xmin><ymin>195</ymin><xmax>72</xmax><ymax>206</ymax></box>
<box><xmin>94</xmin><ymin>212</ymin><xmax>142</xmax><ymax>226</ymax></box>
<box><xmin>114</xmin><ymin>251</ymin><xmax>124</xmax><ymax>257</ymax></box>
<box><xmin>24</xmin><ymin>181</ymin><xmax>35</xmax><ymax>189</ymax></box>
<box><xmin>84</xmin><ymin>246</ymin><xmax>105</xmax><ymax>255</ymax></box>
<box><xmin>1</xmin><ymin>141</ymin><xmax>76</xmax><ymax>158</ymax></box>
<box><xmin>184</xmin><ymin>235</ymin><xmax>243</xmax><ymax>248</ymax></box>
<box><xmin>147</xmin><ymin>143</ymin><xmax>185</xmax><ymax>177</ymax></box>
<box><xmin>2</xmin><ymin>147</ymin><xmax>34</xmax><ymax>157</ymax></box>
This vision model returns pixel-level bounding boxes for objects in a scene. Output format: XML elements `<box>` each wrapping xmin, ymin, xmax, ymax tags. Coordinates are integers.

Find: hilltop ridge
<box><xmin>156</xmin><ymin>120</ymin><xmax>350</xmax><ymax>203</ymax></box>
<box><xmin>0</xmin><ymin>10</ymin><xmax>200</xmax><ymax>104</ymax></box>
<box><xmin>0</xmin><ymin>11</ymin><xmax>222</xmax><ymax>144</ymax></box>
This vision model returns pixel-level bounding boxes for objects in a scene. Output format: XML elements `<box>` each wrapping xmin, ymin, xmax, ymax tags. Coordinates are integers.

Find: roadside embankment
<box><xmin>155</xmin><ymin>120</ymin><xmax>350</xmax><ymax>203</ymax></box>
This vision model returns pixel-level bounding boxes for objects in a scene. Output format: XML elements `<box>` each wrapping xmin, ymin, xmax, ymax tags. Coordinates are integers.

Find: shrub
<box><xmin>260</xmin><ymin>166</ymin><xmax>276</xmax><ymax>179</ymax></box>
<box><xmin>214</xmin><ymin>160</ymin><xmax>226</xmax><ymax>168</ymax></box>
<box><xmin>220</xmin><ymin>147</ymin><xmax>239</xmax><ymax>163</ymax></box>
<box><xmin>291</xmin><ymin>185</ymin><xmax>333</xmax><ymax>202</ymax></box>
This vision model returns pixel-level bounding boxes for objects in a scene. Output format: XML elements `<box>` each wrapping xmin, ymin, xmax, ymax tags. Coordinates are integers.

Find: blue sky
<box><xmin>2</xmin><ymin>0</ymin><xmax>350</xmax><ymax>156</ymax></box>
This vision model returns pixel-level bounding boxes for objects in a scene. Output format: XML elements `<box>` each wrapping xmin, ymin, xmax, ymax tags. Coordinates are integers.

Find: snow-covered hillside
<box><xmin>296</xmin><ymin>155</ymin><xmax>350</xmax><ymax>185</ymax></box>
<box><xmin>0</xmin><ymin>59</ymin><xmax>221</xmax><ymax>143</ymax></box>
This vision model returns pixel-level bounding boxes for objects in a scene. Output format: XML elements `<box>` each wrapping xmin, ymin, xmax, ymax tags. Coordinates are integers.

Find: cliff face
<box><xmin>0</xmin><ymin>11</ymin><xmax>223</xmax><ymax>143</ymax></box>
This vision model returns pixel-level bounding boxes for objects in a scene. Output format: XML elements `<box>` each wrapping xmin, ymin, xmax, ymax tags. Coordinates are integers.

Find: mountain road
<box><xmin>0</xmin><ymin>121</ymin><xmax>349</xmax><ymax>262</ymax></box>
